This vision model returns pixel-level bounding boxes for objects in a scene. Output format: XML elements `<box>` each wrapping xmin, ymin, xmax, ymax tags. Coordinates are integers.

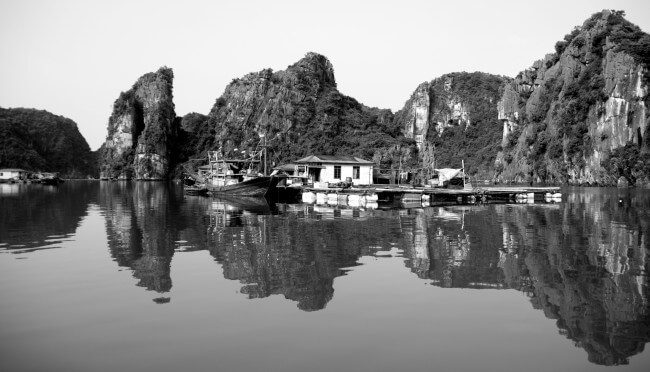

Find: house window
<box><xmin>353</xmin><ymin>166</ymin><xmax>360</xmax><ymax>179</ymax></box>
<box><xmin>334</xmin><ymin>166</ymin><xmax>341</xmax><ymax>179</ymax></box>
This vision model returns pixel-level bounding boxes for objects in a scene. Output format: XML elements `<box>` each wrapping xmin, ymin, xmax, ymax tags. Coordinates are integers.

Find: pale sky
<box><xmin>1</xmin><ymin>0</ymin><xmax>649</xmax><ymax>151</ymax></box>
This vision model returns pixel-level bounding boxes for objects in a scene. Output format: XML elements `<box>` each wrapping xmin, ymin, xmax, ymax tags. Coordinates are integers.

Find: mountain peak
<box><xmin>289</xmin><ymin>52</ymin><xmax>336</xmax><ymax>88</ymax></box>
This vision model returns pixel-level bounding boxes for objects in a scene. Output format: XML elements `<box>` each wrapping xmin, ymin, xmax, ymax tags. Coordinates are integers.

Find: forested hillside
<box><xmin>394</xmin><ymin>72</ymin><xmax>508</xmax><ymax>179</ymax></box>
<box><xmin>177</xmin><ymin>53</ymin><xmax>417</xmax><ymax>176</ymax></box>
<box><xmin>0</xmin><ymin>107</ymin><xmax>97</xmax><ymax>178</ymax></box>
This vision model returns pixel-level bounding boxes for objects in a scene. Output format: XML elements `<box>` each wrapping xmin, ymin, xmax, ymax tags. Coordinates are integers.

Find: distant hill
<box><xmin>0</xmin><ymin>107</ymin><xmax>97</xmax><ymax>178</ymax></box>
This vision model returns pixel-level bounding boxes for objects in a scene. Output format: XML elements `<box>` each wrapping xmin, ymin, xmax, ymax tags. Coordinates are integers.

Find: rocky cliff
<box><xmin>183</xmin><ymin>52</ymin><xmax>407</xmax><ymax>170</ymax></box>
<box><xmin>100</xmin><ymin>67</ymin><xmax>177</xmax><ymax>180</ymax></box>
<box><xmin>496</xmin><ymin>10</ymin><xmax>650</xmax><ymax>185</ymax></box>
<box><xmin>394</xmin><ymin>72</ymin><xmax>508</xmax><ymax>177</ymax></box>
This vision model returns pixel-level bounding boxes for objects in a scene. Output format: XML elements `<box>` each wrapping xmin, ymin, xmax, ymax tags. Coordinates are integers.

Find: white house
<box><xmin>293</xmin><ymin>155</ymin><xmax>374</xmax><ymax>185</ymax></box>
<box><xmin>0</xmin><ymin>169</ymin><xmax>29</xmax><ymax>182</ymax></box>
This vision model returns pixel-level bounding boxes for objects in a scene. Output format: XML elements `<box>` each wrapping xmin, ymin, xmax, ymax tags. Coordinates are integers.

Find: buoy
<box><xmin>365</xmin><ymin>202</ymin><xmax>378</xmax><ymax>209</ymax></box>
<box><xmin>302</xmin><ymin>191</ymin><xmax>316</xmax><ymax>203</ymax></box>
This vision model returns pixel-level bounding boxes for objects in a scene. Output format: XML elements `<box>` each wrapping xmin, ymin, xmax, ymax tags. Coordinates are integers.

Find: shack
<box><xmin>0</xmin><ymin>168</ymin><xmax>29</xmax><ymax>183</ymax></box>
<box><xmin>293</xmin><ymin>155</ymin><xmax>374</xmax><ymax>185</ymax></box>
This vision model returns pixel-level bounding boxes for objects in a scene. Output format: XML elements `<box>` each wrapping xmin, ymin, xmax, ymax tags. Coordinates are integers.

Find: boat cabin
<box><xmin>293</xmin><ymin>155</ymin><xmax>374</xmax><ymax>185</ymax></box>
<box><xmin>198</xmin><ymin>150</ymin><xmax>263</xmax><ymax>187</ymax></box>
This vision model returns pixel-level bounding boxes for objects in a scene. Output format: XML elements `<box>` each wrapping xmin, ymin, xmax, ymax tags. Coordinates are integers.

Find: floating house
<box><xmin>292</xmin><ymin>155</ymin><xmax>374</xmax><ymax>185</ymax></box>
<box><xmin>0</xmin><ymin>168</ymin><xmax>29</xmax><ymax>183</ymax></box>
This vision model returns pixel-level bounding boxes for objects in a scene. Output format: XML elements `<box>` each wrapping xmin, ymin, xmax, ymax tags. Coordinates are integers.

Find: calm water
<box><xmin>1</xmin><ymin>181</ymin><xmax>648</xmax><ymax>372</ymax></box>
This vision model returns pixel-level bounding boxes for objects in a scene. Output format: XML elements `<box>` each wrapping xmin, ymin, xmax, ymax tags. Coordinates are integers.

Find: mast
<box><xmin>462</xmin><ymin>159</ymin><xmax>465</xmax><ymax>188</ymax></box>
<box><xmin>263</xmin><ymin>134</ymin><xmax>267</xmax><ymax>176</ymax></box>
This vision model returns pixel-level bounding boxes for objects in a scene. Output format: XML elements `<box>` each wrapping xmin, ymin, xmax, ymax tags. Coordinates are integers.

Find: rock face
<box><xmin>496</xmin><ymin>10</ymin><xmax>650</xmax><ymax>185</ymax></box>
<box><xmin>101</xmin><ymin>67</ymin><xmax>177</xmax><ymax>180</ymax></box>
<box><xmin>394</xmin><ymin>72</ymin><xmax>507</xmax><ymax>176</ymax></box>
<box><xmin>396</xmin><ymin>75</ymin><xmax>475</xmax><ymax>148</ymax></box>
<box><xmin>187</xmin><ymin>52</ymin><xmax>405</xmax><ymax>168</ymax></box>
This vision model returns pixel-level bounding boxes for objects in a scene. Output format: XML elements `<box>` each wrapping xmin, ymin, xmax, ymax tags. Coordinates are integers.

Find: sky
<box><xmin>1</xmin><ymin>0</ymin><xmax>649</xmax><ymax>151</ymax></box>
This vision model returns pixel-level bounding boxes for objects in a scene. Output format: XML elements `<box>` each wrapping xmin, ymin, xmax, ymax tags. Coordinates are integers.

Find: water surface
<box><xmin>1</xmin><ymin>182</ymin><xmax>648</xmax><ymax>372</ymax></box>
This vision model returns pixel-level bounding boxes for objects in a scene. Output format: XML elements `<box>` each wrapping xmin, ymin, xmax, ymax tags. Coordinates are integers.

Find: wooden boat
<box><xmin>38</xmin><ymin>172</ymin><xmax>64</xmax><ymax>185</ymax></box>
<box><xmin>185</xmin><ymin>149</ymin><xmax>280</xmax><ymax>198</ymax></box>
<box><xmin>205</xmin><ymin>174</ymin><xmax>280</xmax><ymax>197</ymax></box>
<box><xmin>184</xmin><ymin>184</ymin><xmax>209</xmax><ymax>196</ymax></box>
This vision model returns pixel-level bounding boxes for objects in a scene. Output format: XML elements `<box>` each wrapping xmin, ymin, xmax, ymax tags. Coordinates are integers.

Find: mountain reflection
<box><xmin>401</xmin><ymin>190</ymin><xmax>649</xmax><ymax>366</ymax></box>
<box><xmin>205</xmin><ymin>201</ymin><xmax>398</xmax><ymax>311</ymax></box>
<box><xmin>101</xmin><ymin>181</ymin><xmax>182</xmax><ymax>292</ymax></box>
<box><xmin>98</xmin><ymin>183</ymin><xmax>648</xmax><ymax>365</ymax></box>
<box><xmin>0</xmin><ymin>182</ymin><xmax>97</xmax><ymax>252</ymax></box>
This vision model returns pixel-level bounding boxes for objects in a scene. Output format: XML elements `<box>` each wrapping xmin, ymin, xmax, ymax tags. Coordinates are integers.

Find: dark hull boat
<box><xmin>184</xmin><ymin>147</ymin><xmax>280</xmax><ymax>198</ymax></box>
<box><xmin>184</xmin><ymin>185</ymin><xmax>209</xmax><ymax>196</ymax></box>
<box><xmin>206</xmin><ymin>175</ymin><xmax>280</xmax><ymax>197</ymax></box>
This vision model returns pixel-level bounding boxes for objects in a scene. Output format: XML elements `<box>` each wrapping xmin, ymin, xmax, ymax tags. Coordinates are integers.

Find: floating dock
<box><xmin>296</xmin><ymin>185</ymin><xmax>562</xmax><ymax>207</ymax></box>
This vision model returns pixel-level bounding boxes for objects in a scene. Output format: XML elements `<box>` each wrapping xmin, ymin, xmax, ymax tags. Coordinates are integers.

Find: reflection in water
<box><xmin>0</xmin><ymin>182</ymin><xmax>97</xmax><ymax>252</ymax></box>
<box><xmin>401</xmin><ymin>190</ymin><xmax>649</xmax><ymax>366</ymax></box>
<box><xmin>27</xmin><ymin>182</ymin><xmax>649</xmax><ymax>365</ymax></box>
<box><xmin>205</xmin><ymin>203</ymin><xmax>407</xmax><ymax>311</ymax></box>
<box><xmin>100</xmin><ymin>181</ymin><xmax>183</xmax><ymax>292</ymax></box>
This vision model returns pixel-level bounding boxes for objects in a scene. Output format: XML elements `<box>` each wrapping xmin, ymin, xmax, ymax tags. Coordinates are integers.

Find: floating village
<box><xmin>180</xmin><ymin>148</ymin><xmax>562</xmax><ymax>210</ymax></box>
<box><xmin>0</xmin><ymin>169</ymin><xmax>64</xmax><ymax>185</ymax></box>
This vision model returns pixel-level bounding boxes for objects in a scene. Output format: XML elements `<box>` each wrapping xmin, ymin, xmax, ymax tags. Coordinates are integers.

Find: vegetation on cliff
<box><xmin>95</xmin><ymin>11</ymin><xmax>649</xmax><ymax>186</ymax></box>
<box><xmin>178</xmin><ymin>53</ymin><xmax>414</xmax><ymax>175</ymax></box>
<box><xmin>497</xmin><ymin>10</ymin><xmax>650</xmax><ymax>185</ymax></box>
<box><xmin>0</xmin><ymin>107</ymin><xmax>97</xmax><ymax>177</ymax></box>
<box><xmin>100</xmin><ymin>67</ymin><xmax>178</xmax><ymax>179</ymax></box>
<box><xmin>394</xmin><ymin>72</ymin><xmax>508</xmax><ymax>178</ymax></box>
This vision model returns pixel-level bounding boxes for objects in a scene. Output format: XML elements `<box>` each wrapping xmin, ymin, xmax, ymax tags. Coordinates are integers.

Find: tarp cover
<box><xmin>434</xmin><ymin>168</ymin><xmax>463</xmax><ymax>183</ymax></box>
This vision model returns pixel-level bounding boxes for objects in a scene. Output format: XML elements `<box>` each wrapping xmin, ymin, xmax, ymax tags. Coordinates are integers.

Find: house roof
<box><xmin>0</xmin><ymin>168</ymin><xmax>27</xmax><ymax>172</ymax></box>
<box><xmin>294</xmin><ymin>155</ymin><xmax>374</xmax><ymax>165</ymax></box>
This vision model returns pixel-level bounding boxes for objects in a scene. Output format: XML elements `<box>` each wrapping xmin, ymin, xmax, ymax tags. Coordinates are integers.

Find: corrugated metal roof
<box><xmin>294</xmin><ymin>155</ymin><xmax>374</xmax><ymax>165</ymax></box>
